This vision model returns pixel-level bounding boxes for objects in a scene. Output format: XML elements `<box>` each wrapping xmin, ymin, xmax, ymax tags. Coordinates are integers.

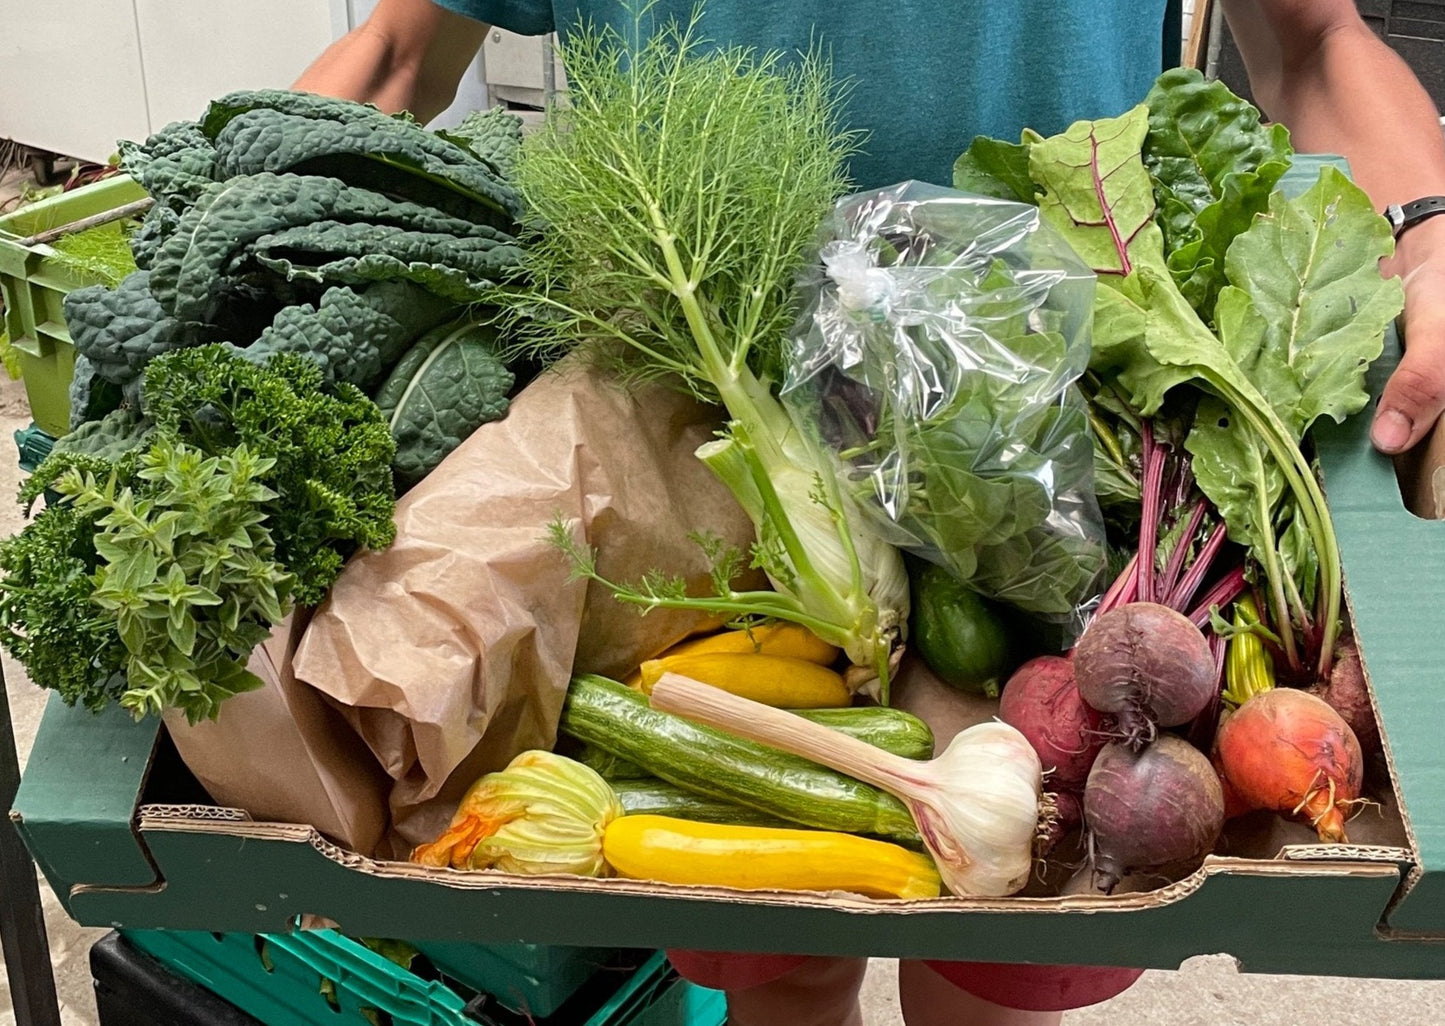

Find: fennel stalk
<box><xmin>506</xmin><ymin>10</ymin><xmax>907</xmax><ymax>692</ymax></box>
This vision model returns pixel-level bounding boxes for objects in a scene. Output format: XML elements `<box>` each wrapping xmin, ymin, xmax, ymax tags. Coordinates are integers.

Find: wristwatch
<box><xmin>1383</xmin><ymin>196</ymin><xmax>1445</xmax><ymax>239</ymax></box>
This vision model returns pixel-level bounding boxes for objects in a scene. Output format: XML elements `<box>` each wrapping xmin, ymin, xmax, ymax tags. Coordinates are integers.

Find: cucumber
<box><xmin>562</xmin><ymin>675</ymin><xmax>919</xmax><ymax>842</ymax></box>
<box><xmin>793</xmin><ymin>707</ymin><xmax>934</xmax><ymax>760</ymax></box>
<box><xmin>611</xmin><ymin>778</ymin><xmax>792</xmax><ymax>828</ymax></box>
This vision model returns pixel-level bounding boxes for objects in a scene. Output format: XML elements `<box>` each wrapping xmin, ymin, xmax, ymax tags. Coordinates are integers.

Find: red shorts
<box><xmin>665</xmin><ymin>950</ymin><xmax>1144</xmax><ymax>1012</ymax></box>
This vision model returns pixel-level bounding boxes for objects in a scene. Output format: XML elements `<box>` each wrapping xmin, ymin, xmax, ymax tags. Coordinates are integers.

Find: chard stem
<box><xmin>1209</xmin><ymin>377</ymin><xmax>1339</xmax><ymax>679</ymax></box>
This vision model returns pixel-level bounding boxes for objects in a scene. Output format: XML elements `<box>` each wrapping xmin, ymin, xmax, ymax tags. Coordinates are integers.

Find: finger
<box><xmin>1373</xmin><ymin>278</ymin><xmax>1445</xmax><ymax>454</ymax></box>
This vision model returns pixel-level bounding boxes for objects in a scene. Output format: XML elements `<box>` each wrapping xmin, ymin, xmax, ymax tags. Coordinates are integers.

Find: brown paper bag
<box><xmin>164</xmin><ymin>611</ymin><xmax>392</xmax><ymax>856</ymax></box>
<box><xmin>293</xmin><ymin>356</ymin><xmax>759</xmax><ymax>853</ymax></box>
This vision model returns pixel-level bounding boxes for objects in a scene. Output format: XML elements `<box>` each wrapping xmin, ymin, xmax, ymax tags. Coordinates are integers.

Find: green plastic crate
<box><xmin>412</xmin><ymin>939</ymin><xmax>623</xmax><ymax>1018</ymax></box>
<box><xmin>14</xmin><ymin>422</ymin><xmax>56</xmax><ymax>474</ymax></box>
<box><xmin>0</xmin><ymin>175</ymin><xmax>146</xmax><ymax>437</ymax></box>
<box><xmin>121</xmin><ymin>930</ymin><xmax>723</xmax><ymax>1026</ymax></box>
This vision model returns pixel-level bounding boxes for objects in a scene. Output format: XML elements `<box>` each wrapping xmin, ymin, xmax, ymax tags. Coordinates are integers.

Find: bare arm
<box><xmin>1223</xmin><ymin>0</ymin><xmax>1445</xmax><ymax>453</ymax></box>
<box><xmin>293</xmin><ymin>0</ymin><xmax>489</xmax><ymax>122</ymax></box>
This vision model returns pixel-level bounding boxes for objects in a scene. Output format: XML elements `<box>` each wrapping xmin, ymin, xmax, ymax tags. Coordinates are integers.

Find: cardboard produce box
<box><xmin>12</xmin><ymin>327</ymin><xmax>1445</xmax><ymax>979</ymax></box>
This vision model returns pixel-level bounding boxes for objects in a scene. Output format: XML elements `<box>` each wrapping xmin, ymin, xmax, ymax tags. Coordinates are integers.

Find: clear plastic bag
<box><xmin>783</xmin><ymin>181</ymin><xmax>1108</xmax><ymax>634</ymax></box>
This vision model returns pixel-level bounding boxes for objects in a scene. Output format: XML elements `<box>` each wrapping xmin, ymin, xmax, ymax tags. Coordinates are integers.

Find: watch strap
<box><xmin>1384</xmin><ymin>196</ymin><xmax>1445</xmax><ymax>239</ymax></box>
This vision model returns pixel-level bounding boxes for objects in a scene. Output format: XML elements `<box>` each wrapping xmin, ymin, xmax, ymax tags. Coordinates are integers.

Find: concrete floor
<box><xmin>3</xmin><ymin>175</ymin><xmax>1445</xmax><ymax>1026</ymax></box>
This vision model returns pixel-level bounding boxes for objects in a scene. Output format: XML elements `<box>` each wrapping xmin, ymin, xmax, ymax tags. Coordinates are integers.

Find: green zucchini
<box><xmin>573</xmin><ymin>707</ymin><xmax>932</xmax><ymax>781</ymax></box>
<box><xmin>571</xmin><ymin>742</ymin><xmax>651</xmax><ymax>780</ymax></box>
<box><xmin>610</xmin><ymin>778</ymin><xmax>792</xmax><ymax>828</ymax></box>
<box><xmin>792</xmin><ymin>707</ymin><xmax>934</xmax><ymax>760</ymax></box>
<box><xmin>562</xmin><ymin>675</ymin><xmax>918</xmax><ymax>842</ymax></box>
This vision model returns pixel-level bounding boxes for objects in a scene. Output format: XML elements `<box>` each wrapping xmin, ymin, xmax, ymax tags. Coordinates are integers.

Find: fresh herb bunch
<box><xmin>58</xmin><ymin>440</ymin><xmax>293</xmax><ymax>722</ymax></box>
<box><xmin>0</xmin><ymin>502</ymin><xmax>129</xmax><ymax>711</ymax></box>
<box><xmin>0</xmin><ymin>346</ymin><xmax>398</xmax><ymax>719</ymax></box>
<box><xmin>144</xmin><ymin>345</ymin><xmax>397</xmax><ymax>604</ymax></box>
<box><xmin>502</xmin><ymin>4</ymin><xmax>910</xmax><ymax>695</ymax></box>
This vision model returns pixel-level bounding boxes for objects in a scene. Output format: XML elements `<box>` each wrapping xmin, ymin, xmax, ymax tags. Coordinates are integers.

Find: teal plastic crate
<box><xmin>121</xmin><ymin>930</ymin><xmax>722</xmax><ymax>1026</ymax></box>
<box><xmin>412</xmin><ymin>940</ymin><xmax>623</xmax><ymax>1018</ymax></box>
<box><xmin>0</xmin><ymin>175</ymin><xmax>146</xmax><ymax>437</ymax></box>
<box><xmin>14</xmin><ymin>422</ymin><xmax>55</xmax><ymax>474</ymax></box>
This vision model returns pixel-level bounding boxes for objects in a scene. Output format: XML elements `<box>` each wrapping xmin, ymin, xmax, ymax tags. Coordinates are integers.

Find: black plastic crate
<box><xmin>90</xmin><ymin>931</ymin><xmax>263</xmax><ymax>1026</ymax></box>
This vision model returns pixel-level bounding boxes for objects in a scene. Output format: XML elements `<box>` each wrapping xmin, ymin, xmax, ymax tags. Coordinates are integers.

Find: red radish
<box><xmin>999</xmin><ymin>655</ymin><xmax>1104</xmax><ymax>790</ymax></box>
<box><xmin>1309</xmin><ymin>637</ymin><xmax>1380</xmax><ymax>758</ymax></box>
<box><xmin>1083</xmin><ymin>735</ymin><xmax>1224</xmax><ymax>894</ymax></box>
<box><xmin>1074</xmin><ymin>603</ymin><xmax>1216</xmax><ymax>751</ymax></box>
<box><xmin>1214</xmin><ymin>688</ymin><xmax>1363</xmax><ymax>843</ymax></box>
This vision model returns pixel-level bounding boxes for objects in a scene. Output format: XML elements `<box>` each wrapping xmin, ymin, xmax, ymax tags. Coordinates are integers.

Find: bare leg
<box><xmin>724</xmin><ymin>956</ymin><xmax>869</xmax><ymax>1026</ymax></box>
<box><xmin>899</xmin><ymin>960</ymin><xmax>1064</xmax><ymax>1026</ymax></box>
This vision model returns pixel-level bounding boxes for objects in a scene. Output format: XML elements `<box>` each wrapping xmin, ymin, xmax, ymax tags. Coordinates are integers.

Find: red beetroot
<box><xmin>1083</xmin><ymin>735</ymin><xmax>1225</xmax><ymax>894</ymax></box>
<box><xmin>1309</xmin><ymin>637</ymin><xmax>1380</xmax><ymax>758</ymax></box>
<box><xmin>999</xmin><ymin>655</ymin><xmax>1104</xmax><ymax>791</ymax></box>
<box><xmin>1214</xmin><ymin>688</ymin><xmax>1363</xmax><ymax>843</ymax></box>
<box><xmin>1074</xmin><ymin>603</ymin><xmax>1216</xmax><ymax>751</ymax></box>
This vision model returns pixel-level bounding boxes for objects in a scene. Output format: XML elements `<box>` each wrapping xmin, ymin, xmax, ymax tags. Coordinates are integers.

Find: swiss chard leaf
<box><xmin>1030</xmin><ymin>105</ymin><xmax>1164</xmax><ymax>282</ymax></box>
<box><xmin>951</xmin><ymin>136</ymin><xmax>1036</xmax><ymax>203</ymax></box>
<box><xmin>1217</xmin><ymin>166</ymin><xmax>1402</xmax><ymax>436</ymax></box>
<box><xmin>1185</xmin><ymin>396</ymin><xmax>1284</xmax><ymax>560</ymax></box>
<box><xmin>1143</xmin><ymin>69</ymin><xmax>1292</xmax><ymax>322</ymax></box>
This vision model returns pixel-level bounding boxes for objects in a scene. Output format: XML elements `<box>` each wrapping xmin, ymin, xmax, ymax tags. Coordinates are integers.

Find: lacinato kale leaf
<box><xmin>243</xmin><ymin>219</ymin><xmax>523</xmax><ymax>303</ymax></box>
<box><xmin>64</xmin><ymin>271</ymin><xmax>194</xmax><ymax>417</ymax></box>
<box><xmin>373</xmin><ymin>319</ymin><xmax>515</xmax><ymax>489</ymax></box>
<box><xmin>148</xmin><ymin>173</ymin><xmax>510</xmax><ymax>321</ymax></box>
<box><xmin>233</xmin><ymin>280</ymin><xmax>454</xmax><ymax>390</ymax></box>
<box><xmin>211</xmin><ymin>107</ymin><xmax>521</xmax><ymax>226</ymax></box>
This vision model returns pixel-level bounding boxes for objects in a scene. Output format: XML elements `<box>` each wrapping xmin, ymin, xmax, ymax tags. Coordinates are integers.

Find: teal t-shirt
<box><xmin>432</xmin><ymin>1</ymin><xmax>1171</xmax><ymax>189</ymax></box>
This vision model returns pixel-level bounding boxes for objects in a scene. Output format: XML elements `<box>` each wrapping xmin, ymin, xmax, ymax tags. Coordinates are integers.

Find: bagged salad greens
<box><xmin>785</xmin><ymin>181</ymin><xmax>1107</xmax><ymax>633</ymax></box>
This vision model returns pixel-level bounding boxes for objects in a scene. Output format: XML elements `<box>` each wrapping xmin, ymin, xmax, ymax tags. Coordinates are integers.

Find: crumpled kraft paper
<box><xmin>164</xmin><ymin>611</ymin><xmax>392</xmax><ymax>856</ymax></box>
<box><xmin>293</xmin><ymin>355</ymin><xmax>759</xmax><ymax>855</ymax></box>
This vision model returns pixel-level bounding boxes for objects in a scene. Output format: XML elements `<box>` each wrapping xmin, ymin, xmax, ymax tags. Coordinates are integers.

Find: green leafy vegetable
<box><xmin>1143</xmin><ymin>68</ymin><xmax>1292</xmax><ymax>319</ymax></box>
<box><xmin>373</xmin><ymin>319</ymin><xmax>514</xmax><ymax>489</ymax></box>
<box><xmin>951</xmin><ymin>136</ymin><xmax>1037</xmax><ymax>203</ymax></box>
<box><xmin>209</xmin><ymin>106</ymin><xmax>520</xmax><ymax>227</ymax></box>
<box><xmin>230</xmin><ymin>280</ymin><xmax>454</xmax><ymax>391</ymax></box>
<box><xmin>1027</xmin><ymin>102</ymin><xmax>1400</xmax><ymax>676</ymax></box>
<box><xmin>65</xmin><ymin>271</ymin><xmax>193</xmax><ymax>410</ymax></box>
<box><xmin>244</xmin><ymin>219</ymin><xmax>522</xmax><ymax>303</ymax></box>
<box><xmin>0</xmin><ymin>502</ymin><xmax>128</xmax><ymax>711</ymax></box>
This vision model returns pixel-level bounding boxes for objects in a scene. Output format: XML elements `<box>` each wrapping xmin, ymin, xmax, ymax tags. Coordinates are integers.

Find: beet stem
<box><xmin>1186</xmin><ymin>565</ymin><xmax>1248</xmax><ymax>630</ymax></box>
<box><xmin>1158</xmin><ymin>498</ymin><xmax>1208</xmax><ymax>602</ymax></box>
<box><xmin>1094</xmin><ymin>552</ymin><xmax>1139</xmax><ymax>622</ymax></box>
<box><xmin>1138</xmin><ymin>424</ymin><xmax>1163</xmax><ymax>605</ymax></box>
<box><xmin>1168</xmin><ymin>521</ymin><xmax>1228</xmax><ymax>612</ymax></box>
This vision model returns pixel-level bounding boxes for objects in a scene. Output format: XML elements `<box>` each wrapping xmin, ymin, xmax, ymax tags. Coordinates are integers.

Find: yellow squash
<box><xmin>637</xmin><ymin>652</ymin><xmax>850</xmax><ymax>708</ymax></box>
<box><xmin>623</xmin><ymin>623</ymin><xmax>838</xmax><ymax>688</ymax></box>
<box><xmin>602</xmin><ymin>815</ymin><xmax>941</xmax><ymax>900</ymax></box>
